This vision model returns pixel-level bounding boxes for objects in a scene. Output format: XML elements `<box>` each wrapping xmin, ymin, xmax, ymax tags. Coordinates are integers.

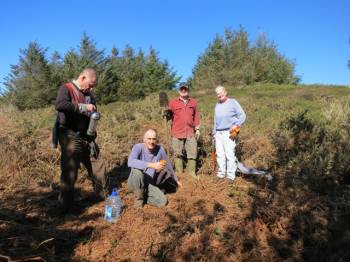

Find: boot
<box><xmin>186</xmin><ymin>159</ymin><xmax>198</xmax><ymax>179</ymax></box>
<box><xmin>174</xmin><ymin>157</ymin><xmax>184</xmax><ymax>173</ymax></box>
<box><xmin>133</xmin><ymin>190</ymin><xmax>144</xmax><ymax>208</ymax></box>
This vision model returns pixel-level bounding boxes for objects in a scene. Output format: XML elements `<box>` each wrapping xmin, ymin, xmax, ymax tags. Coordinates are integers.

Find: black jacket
<box><xmin>55</xmin><ymin>83</ymin><xmax>96</xmax><ymax>136</ymax></box>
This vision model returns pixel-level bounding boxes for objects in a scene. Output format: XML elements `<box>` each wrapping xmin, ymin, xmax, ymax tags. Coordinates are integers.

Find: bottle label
<box><xmin>105</xmin><ymin>205</ymin><xmax>112</xmax><ymax>220</ymax></box>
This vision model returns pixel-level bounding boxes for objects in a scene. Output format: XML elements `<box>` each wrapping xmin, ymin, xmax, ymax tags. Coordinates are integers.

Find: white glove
<box><xmin>195</xmin><ymin>128</ymin><xmax>200</xmax><ymax>140</ymax></box>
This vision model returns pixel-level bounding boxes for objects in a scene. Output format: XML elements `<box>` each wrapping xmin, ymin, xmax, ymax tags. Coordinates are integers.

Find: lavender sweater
<box><xmin>213</xmin><ymin>98</ymin><xmax>246</xmax><ymax>133</ymax></box>
<box><xmin>128</xmin><ymin>143</ymin><xmax>175</xmax><ymax>179</ymax></box>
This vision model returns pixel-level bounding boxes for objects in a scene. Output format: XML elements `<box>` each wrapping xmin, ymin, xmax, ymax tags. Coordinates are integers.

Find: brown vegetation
<box><xmin>1</xmin><ymin>84</ymin><xmax>350</xmax><ymax>261</ymax></box>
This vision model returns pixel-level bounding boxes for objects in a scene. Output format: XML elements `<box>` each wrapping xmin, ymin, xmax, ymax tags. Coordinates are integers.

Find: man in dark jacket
<box><xmin>55</xmin><ymin>68</ymin><xmax>107</xmax><ymax>213</ymax></box>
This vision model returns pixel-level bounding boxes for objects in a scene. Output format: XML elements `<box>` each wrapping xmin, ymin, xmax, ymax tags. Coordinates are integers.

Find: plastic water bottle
<box><xmin>104</xmin><ymin>188</ymin><xmax>121</xmax><ymax>223</ymax></box>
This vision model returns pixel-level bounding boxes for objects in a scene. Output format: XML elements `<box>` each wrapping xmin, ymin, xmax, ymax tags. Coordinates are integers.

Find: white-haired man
<box><xmin>213</xmin><ymin>85</ymin><xmax>246</xmax><ymax>181</ymax></box>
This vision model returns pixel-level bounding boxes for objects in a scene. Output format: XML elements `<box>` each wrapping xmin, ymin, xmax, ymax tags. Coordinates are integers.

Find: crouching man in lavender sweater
<box><xmin>127</xmin><ymin>129</ymin><xmax>182</xmax><ymax>208</ymax></box>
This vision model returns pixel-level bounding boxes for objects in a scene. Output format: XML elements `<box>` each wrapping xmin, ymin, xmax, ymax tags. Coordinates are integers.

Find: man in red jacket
<box><xmin>167</xmin><ymin>82</ymin><xmax>200</xmax><ymax>179</ymax></box>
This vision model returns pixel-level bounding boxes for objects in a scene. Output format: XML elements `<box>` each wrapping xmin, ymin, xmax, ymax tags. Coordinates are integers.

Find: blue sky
<box><xmin>1</xmin><ymin>0</ymin><xmax>349</xmax><ymax>92</ymax></box>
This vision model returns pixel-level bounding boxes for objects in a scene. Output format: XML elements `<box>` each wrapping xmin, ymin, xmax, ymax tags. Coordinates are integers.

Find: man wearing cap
<box><xmin>166</xmin><ymin>82</ymin><xmax>200</xmax><ymax>179</ymax></box>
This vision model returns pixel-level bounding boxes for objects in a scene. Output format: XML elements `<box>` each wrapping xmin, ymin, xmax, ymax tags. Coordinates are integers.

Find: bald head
<box><xmin>80</xmin><ymin>68</ymin><xmax>96</xmax><ymax>79</ymax></box>
<box><xmin>144</xmin><ymin>129</ymin><xmax>157</xmax><ymax>141</ymax></box>
<box><xmin>76</xmin><ymin>68</ymin><xmax>97</xmax><ymax>93</ymax></box>
<box><xmin>143</xmin><ymin>129</ymin><xmax>158</xmax><ymax>150</ymax></box>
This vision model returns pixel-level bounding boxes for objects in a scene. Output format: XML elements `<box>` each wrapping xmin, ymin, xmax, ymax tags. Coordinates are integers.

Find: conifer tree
<box><xmin>191</xmin><ymin>26</ymin><xmax>299</xmax><ymax>89</ymax></box>
<box><xmin>61</xmin><ymin>33</ymin><xmax>106</xmax><ymax>82</ymax></box>
<box><xmin>3</xmin><ymin>34</ymin><xmax>180</xmax><ymax>108</ymax></box>
<box><xmin>4</xmin><ymin>42</ymin><xmax>56</xmax><ymax>110</ymax></box>
<box><xmin>192</xmin><ymin>36</ymin><xmax>226</xmax><ymax>89</ymax></box>
<box><xmin>93</xmin><ymin>46</ymin><xmax>120</xmax><ymax>104</ymax></box>
<box><xmin>143</xmin><ymin>47</ymin><xmax>179</xmax><ymax>93</ymax></box>
<box><xmin>115</xmin><ymin>45</ymin><xmax>145</xmax><ymax>100</ymax></box>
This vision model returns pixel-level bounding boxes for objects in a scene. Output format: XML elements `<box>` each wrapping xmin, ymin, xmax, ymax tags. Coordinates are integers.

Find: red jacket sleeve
<box><xmin>193</xmin><ymin>100</ymin><xmax>200</xmax><ymax>127</ymax></box>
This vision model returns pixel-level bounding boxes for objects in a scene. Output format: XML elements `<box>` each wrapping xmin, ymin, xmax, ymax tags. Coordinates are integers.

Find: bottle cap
<box><xmin>111</xmin><ymin>188</ymin><xmax>118</xmax><ymax>196</ymax></box>
<box><xmin>90</xmin><ymin>111</ymin><xmax>101</xmax><ymax>120</ymax></box>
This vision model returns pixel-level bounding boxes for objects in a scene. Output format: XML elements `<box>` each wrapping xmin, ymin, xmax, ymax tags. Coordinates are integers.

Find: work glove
<box><xmin>195</xmin><ymin>127</ymin><xmax>200</xmax><ymax>140</ymax></box>
<box><xmin>229</xmin><ymin>126</ymin><xmax>240</xmax><ymax>140</ymax></box>
<box><xmin>89</xmin><ymin>141</ymin><xmax>100</xmax><ymax>159</ymax></box>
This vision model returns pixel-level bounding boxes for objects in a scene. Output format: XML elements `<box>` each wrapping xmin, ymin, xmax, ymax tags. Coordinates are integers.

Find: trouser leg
<box><xmin>172</xmin><ymin>137</ymin><xmax>184</xmax><ymax>173</ymax></box>
<box><xmin>127</xmin><ymin>168</ymin><xmax>145</xmax><ymax>191</ymax></box>
<box><xmin>128</xmin><ymin>168</ymin><xmax>167</xmax><ymax>207</ymax></box>
<box><xmin>146</xmin><ymin>183</ymin><xmax>167</xmax><ymax>207</ymax></box>
<box><xmin>223</xmin><ymin>132</ymin><xmax>237</xmax><ymax>180</ymax></box>
<box><xmin>59</xmin><ymin>152</ymin><xmax>79</xmax><ymax>211</ymax></box>
<box><xmin>58</xmin><ymin>131</ymin><xmax>81</xmax><ymax>211</ymax></box>
<box><xmin>127</xmin><ymin>169</ymin><xmax>145</xmax><ymax>207</ymax></box>
<box><xmin>82</xmin><ymin>143</ymin><xmax>108</xmax><ymax>199</ymax></box>
<box><xmin>185</xmin><ymin>136</ymin><xmax>198</xmax><ymax>160</ymax></box>
<box><xmin>215</xmin><ymin>131</ymin><xmax>226</xmax><ymax>178</ymax></box>
<box><xmin>185</xmin><ymin>137</ymin><xmax>198</xmax><ymax>178</ymax></box>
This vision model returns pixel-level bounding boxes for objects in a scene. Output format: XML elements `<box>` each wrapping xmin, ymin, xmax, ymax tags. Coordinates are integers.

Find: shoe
<box><xmin>227</xmin><ymin>177</ymin><xmax>236</xmax><ymax>183</ymax></box>
<box><xmin>216</xmin><ymin>174</ymin><xmax>225</xmax><ymax>179</ymax></box>
<box><xmin>215</xmin><ymin>176</ymin><xmax>225</xmax><ymax>183</ymax></box>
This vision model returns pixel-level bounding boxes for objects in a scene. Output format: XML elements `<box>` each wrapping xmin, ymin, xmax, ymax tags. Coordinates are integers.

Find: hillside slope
<box><xmin>1</xmin><ymin>84</ymin><xmax>350</xmax><ymax>261</ymax></box>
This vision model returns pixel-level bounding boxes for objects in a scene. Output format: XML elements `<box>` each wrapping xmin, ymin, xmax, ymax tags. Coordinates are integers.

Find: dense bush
<box><xmin>191</xmin><ymin>27</ymin><xmax>300</xmax><ymax>89</ymax></box>
<box><xmin>272</xmin><ymin>110</ymin><xmax>350</xmax><ymax>191</ymax></box>
<box><xmin>262</xmin><ymin>109</ymin><xmax>350</xmax><ymax>260</ymax></box>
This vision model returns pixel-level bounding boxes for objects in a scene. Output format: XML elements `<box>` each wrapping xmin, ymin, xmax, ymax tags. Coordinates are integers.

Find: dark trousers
<box><xmin>58</xmin><ymin>127</ymin><xmax>107</xmax><ymax>210</ymax></box>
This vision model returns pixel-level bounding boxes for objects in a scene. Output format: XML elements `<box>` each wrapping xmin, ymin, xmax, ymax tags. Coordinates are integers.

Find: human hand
<box><xmin>177</xmin><ymin>180</ymin><xmax>182</xmax><ymax>187</ymax></box>
<box><xmin>195</xmin><ymin>128</ymin><xmax>200</xmax><ymax>140</ymax></box>
<box><xmin>151</xmin><ymin>161</ymin><xmax>166</xmax><ymax>172</ymax></box>
<box><xmin>229</xmin><ymin>126</ymin><xmax>240</xmax><ymax>139</ymax></box>
<box><xmin>86</xmin><ymin>104</ymin><xmax>96</xmax><ymax>112</ymax></box>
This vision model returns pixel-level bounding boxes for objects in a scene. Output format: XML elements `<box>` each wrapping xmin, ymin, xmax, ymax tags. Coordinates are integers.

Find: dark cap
<box><xmin>178</xmin><ymin>82</ymin><xmax>189</xmax><ymax>90</ymax></box>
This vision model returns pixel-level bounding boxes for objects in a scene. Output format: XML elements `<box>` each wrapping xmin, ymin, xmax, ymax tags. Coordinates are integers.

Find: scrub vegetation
<box><xmin>1</xmin><ymin>83</ymin><xmax>350</xmax><ymax>261</ymax></box>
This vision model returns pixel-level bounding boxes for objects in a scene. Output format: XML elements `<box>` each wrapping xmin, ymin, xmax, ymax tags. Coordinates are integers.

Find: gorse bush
<box><xmin>191</xmin><ymin>27</ymin><xmax>300</xmax><ymax>89</ymax></box>
<box><xmin>271</xmin><ymin>110</ymin><xmax>350</xmax><ymax>193</ymax></box>
<box><xmin>257</xmin><ymin>102</ymin><xmax>350</xmax><ymax>261</ymax></box>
